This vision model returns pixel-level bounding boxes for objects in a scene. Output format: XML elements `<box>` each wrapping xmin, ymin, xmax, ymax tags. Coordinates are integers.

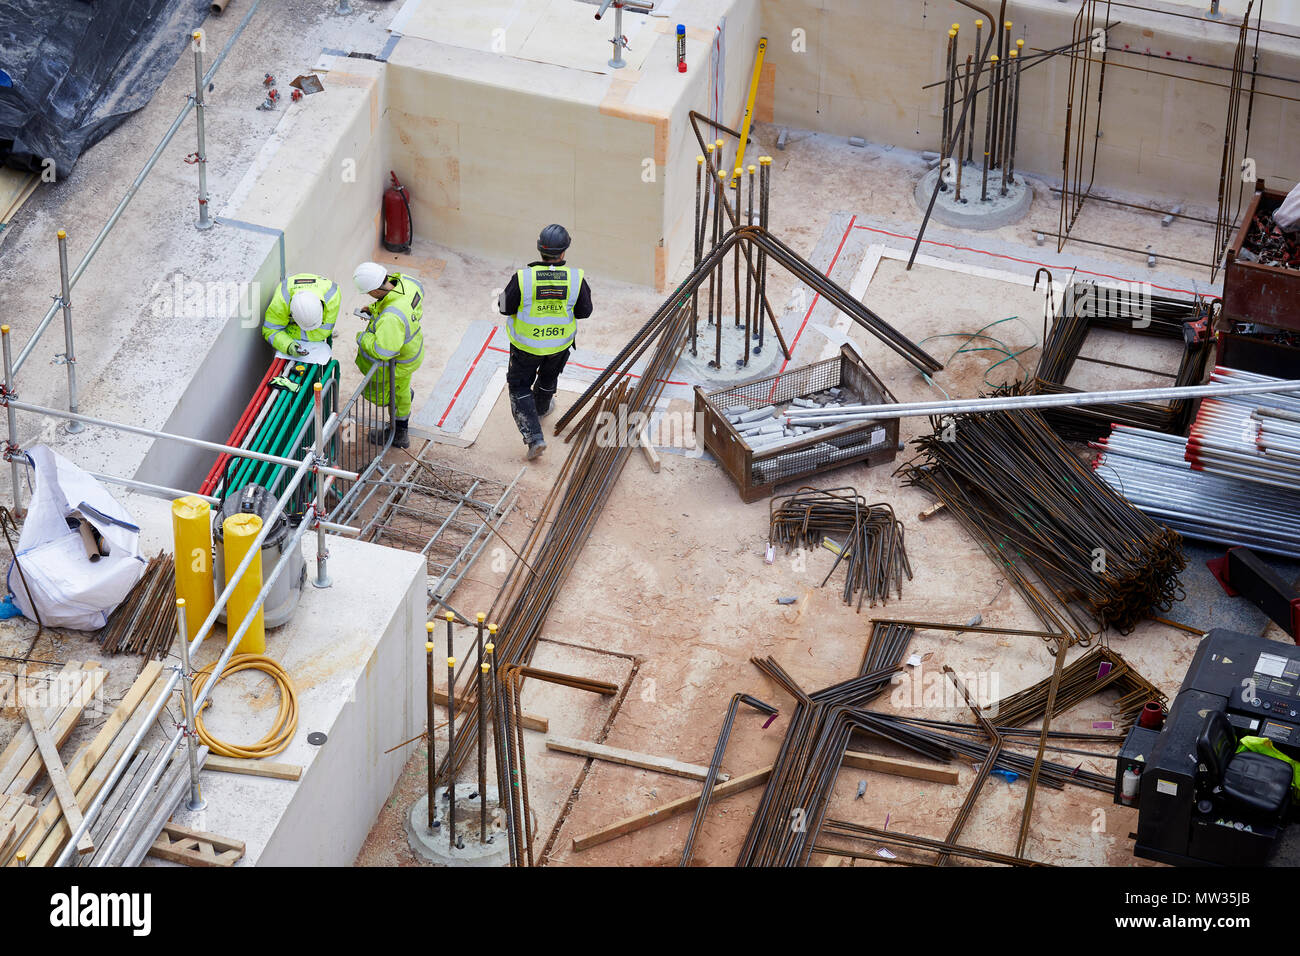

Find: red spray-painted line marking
<box><xmin>767</xmin><ymin>214</ymin><xmax>858</xmax><ymax>402</ymax></box>
<box><xmin>852</xmin><ymin>224</ymin><xmax>1207</xmax><ymax>297</ymax></box>
<box><xmin>438</xmin><ymin>326</ymin><xmax>497</xmax><ymax>428</ymax></box>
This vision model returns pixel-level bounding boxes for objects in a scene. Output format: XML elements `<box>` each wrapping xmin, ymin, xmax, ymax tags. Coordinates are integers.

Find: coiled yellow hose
<box><xmin>192</xmin><ymin>654</ymin><xmax>298</xmax><ymax>759</ymax></box>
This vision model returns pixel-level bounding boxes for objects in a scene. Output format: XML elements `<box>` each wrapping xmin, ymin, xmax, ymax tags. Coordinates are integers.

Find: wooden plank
<box><xmin>0</xmin><ymin>820</ymin><xmax>12</xmax><ymax>853</ymax></box>
<box><xmin>148</xmin><ymin>830</ymin><xmax>243</xmax><ymax>867</ymax></box>
<box><xmin>204</xmin><ymin>755</ymin><xmax>302</xmax><ymax>781</ymax></box>
<box><xmin>0</xmin><ymin>804</ymin><xmax>38</xmax><ymax>864</ymax></box>
<box><xmin>6</xmin><ymin>664</ymin><xmax>106</xmax><ymax>796</ymax></box>
<box><xmin>433</xmin><ymin>689</ymin><xmax>547</xmax><ymax>732</ymax></box>
<box><xmin>14</xmin><ymin>661</ymin><xmax>166</xmax><ymax>866</ymax></box>
<box><xmin>572</xmin><ymin>765</ymin><xmax>773</xmax><ymax>852</ymax></box>
<box><xmin>158</xmin><ymin>822</ymin><xmax>244</xmax><ymax>855</ymax></box>
<box><xmin>24</xmin><ymin>705</ymin><xmax>94</xmax><ymax>855</ymax></box>
<box><xmin>918</xmin><ymin>502</ymin><xmax>947</xmax><ymax>521</ymax></box>
<box><xmin>0</xmin><ymin>660</ymin><xmax>89</xmax><ymax>793</ymax></box>
<box><xmin>637</xmin><ymin>425</ymin><xmax>661</xmax><ymax>474</ymax></box>
<box><xmin>546</xmin><ymin>735</ymin><xmax>726</xmax><ymax>782</ymax></box>
<box><xmin>842</xmin><ymin>751</ymin><xmax>959</xmax><ymax>785</ymax></box>
<box><xmin>0</xmin><ymin>795</ymin><xmax>24</xmax><ymax>823</ymax></box>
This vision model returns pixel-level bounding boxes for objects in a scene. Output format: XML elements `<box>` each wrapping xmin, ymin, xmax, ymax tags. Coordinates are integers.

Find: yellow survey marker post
<box><xmin>223</xmin><ymin>513</ymin><xmax>265</xmax><ymax>655</ymax></box>
<box><xmin>172</xmin><ymin>495</ymin><xmax>215</xmax><ymax>641</ymax></box>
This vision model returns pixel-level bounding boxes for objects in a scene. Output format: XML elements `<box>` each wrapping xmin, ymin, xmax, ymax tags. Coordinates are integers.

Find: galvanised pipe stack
<box><xmin>1093</xmin><ymin>424</ymin><xmax>1300</xmax><ymax>558</ymax></box>
<box><xmin>1185</xmin><ymin>368</ymin><xmax>1300</xmax><ymax>491</ymax></box>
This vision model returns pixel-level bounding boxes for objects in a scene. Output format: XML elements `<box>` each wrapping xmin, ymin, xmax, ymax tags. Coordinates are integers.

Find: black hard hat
<box><xmin>538</xmin><ymin>224</ymin><xmax>571</xmax><ymax>257</ymax></box>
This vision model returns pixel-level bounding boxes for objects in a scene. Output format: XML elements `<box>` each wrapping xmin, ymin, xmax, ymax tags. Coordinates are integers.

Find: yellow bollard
<box><xmin>172</xmin><ymin>495</ymin><xmax>214</xmax><ymax>641</ymax></box>
<box><xmin>222</xmin><ymin>513</ymin><xmax>265</xmax><ymax>655</ymax></box>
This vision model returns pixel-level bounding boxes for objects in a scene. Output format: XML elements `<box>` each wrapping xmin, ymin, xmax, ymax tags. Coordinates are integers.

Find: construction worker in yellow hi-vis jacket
<box><xmin>352</xmin><ymin>261</ymin><xmax>425</xmax><ymax>449</ymax></box>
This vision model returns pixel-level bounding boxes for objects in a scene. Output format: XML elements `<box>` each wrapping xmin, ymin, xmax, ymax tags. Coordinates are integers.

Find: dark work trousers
<box><xmin>507</xmin><ymin>344</ymin><xmax>571</xmax><ymax>445</ymax></box>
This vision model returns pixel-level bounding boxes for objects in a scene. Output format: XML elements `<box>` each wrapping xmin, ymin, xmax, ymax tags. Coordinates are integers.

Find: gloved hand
<box><xmin>353</xmin><ymin>307</ymin><xmax>372</xmax><ymax>320</ymax></box>
<box><xmin>288</xmin><ymin>342</ymin><xmax>309</xmax><ymax>357</ymax></box>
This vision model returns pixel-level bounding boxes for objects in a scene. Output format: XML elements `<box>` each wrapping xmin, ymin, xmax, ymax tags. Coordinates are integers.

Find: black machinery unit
<box><xmin>1116</xmin><ymin>628</ymin><xmax>1300</xmax><ymax>866</ymax></box>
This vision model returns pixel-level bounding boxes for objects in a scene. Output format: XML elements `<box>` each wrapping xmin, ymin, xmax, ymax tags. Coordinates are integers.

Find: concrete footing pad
<box><xmin>676</xmin><ymin>317</ymin><xmax>786</xmax><ymax>388</ymax></box>
<box><xmin>405</xmin><ymin>784</ymin><xmax>513</xmax><ymax>866</ymax></box>
<box><xmin>914</xmin><ymin>166</ymin><xmax>1032</xmax><ymax>230</ymax></box>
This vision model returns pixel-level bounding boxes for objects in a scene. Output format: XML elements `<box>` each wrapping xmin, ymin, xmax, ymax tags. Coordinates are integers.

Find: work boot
<box><xmin>527</xmin><ymin>438</ymin><xmax>546</xmax><ymax>461</ymax></box>
<box><xmin>369</xmin><ymin>419</ymin><xmax>410</xmax><ymax>449</ymax></box>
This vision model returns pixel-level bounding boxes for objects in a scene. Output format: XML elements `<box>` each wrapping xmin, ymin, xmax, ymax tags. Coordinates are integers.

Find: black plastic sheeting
<box><xmin>0</xmin><ymin>0</ymin><xmax>210</xmax><ymax>177</ymax></box>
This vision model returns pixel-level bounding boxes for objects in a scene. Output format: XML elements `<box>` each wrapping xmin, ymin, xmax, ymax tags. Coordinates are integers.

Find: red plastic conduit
<box><xmin>198</xmin><ymin>357</ymin><xmax>286</xmax><ymax>495</ymax></box>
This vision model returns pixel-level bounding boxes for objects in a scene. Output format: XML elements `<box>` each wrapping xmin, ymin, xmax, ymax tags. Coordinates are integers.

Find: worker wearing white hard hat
<box><xmin>261</xmin><ymin>273</ymin><xmax>341</xmax><ymax>356</ymax></box>
<box><xmin>351</xmin><ymin>261</ymin><xmax>426</xmax><ymax>449</ymax></box>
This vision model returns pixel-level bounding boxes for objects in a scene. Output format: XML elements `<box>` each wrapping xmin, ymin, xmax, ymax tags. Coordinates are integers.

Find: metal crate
<box><xmin>694</xmin><ymin>345</ymin><xmax>900</xmax><ymax>503</ymax></box>
<box><xmin>1223</xmin><ymin>186</ymin><xmax>1300</xmax><ymax>332</ymax></box>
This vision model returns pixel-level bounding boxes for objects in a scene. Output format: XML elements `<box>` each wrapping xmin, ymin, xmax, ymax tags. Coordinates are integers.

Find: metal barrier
<box><xmin>328</xmin><ymin>360</ymin><xmax>397</xmax><ymax>524</ymax></box>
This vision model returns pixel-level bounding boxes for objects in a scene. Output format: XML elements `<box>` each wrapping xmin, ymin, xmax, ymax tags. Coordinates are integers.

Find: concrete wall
<box><xmin>384</xmin><ymin>0</ymin><xmax>761</xmax><ymax>290</ymax></box>
<box><xmin>760</xmin><ymin>0</ymin><xmax>1300</xmax><ymax>202</ymax></box>
<box><xmin>256</xmin><ymin>535</ymin><xmax>426</xmax><ymax>866</ymax></box>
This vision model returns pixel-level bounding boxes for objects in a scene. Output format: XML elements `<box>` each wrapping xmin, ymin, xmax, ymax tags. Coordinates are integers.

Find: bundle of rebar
<box><xmin>96</xmin><ymin>553</ymin><xmax>178</xmax><ymax>660</ymax></box>
<box><xmin>768</xmin><ymin>487</ymin><xmax>911</xmax><ymax>609</ymax></box>
<box><xmin>901</xmin><ymin>408</ymin><xmax>1185</xmax><ymax>637</ymax></box>
<box><xmin>1029</xmin><ymin>284</ymin><xmax>1214</xmax><ymax>440</ymax></box>
<box><xmin>989</xmin><ymin>644</ymin><xmax>1166</xmax><ymax>731</ymax></box>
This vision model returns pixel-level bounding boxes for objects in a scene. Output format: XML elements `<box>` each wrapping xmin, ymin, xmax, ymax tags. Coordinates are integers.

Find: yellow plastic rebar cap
<box><xmin>425</xmin><ymin>642</ymin><xmax>434</xmax><ymax>652</ymax></box>
<box><xmin>447</xmin><ymin>657</ymin><xmax>456</xmax><ymax>667</ymax></box>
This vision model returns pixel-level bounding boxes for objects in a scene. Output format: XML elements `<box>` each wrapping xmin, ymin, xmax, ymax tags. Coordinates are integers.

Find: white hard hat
<box><xmin>354</xmin><ymin>262</ymin><xmax>388</xmax><ymax>294</ymax></box>
<box><xmin>290</xmin><ymin>292</ymin><xmax>324</xmax><ymax>331</ymax></box>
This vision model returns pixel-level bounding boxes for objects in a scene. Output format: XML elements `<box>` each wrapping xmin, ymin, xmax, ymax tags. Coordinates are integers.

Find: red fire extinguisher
<box><xmin>382</xmin><ymin>171</ymin><xmax>413</xmax><ymax>254</ymax></box>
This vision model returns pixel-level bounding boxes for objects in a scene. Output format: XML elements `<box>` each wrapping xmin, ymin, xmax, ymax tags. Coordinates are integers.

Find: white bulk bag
<box><xmin>7</xmin><ymin>445</ymin><xmax>147</xmax><ymax>630</ymax></box>
<box><xmin>1276</xmin><ymin>181</ymin><xmax>1300</xmax><ymax>232</ymax></box>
